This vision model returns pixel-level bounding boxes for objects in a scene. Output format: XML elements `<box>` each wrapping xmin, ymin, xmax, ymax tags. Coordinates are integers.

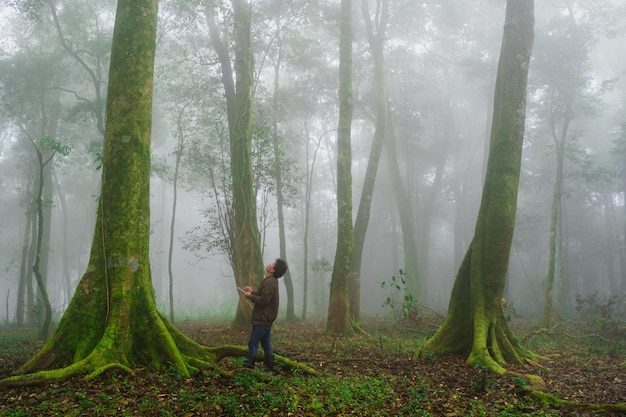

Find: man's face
<box><xmin>265</xmin><ymin>262</ymin><xmax>276</xmax><ymax>276</ymax></box>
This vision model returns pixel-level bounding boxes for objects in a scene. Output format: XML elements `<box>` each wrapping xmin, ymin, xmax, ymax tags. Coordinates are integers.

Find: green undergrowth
<box><xmin>1</xmin><ymin>317</ymin><xmax>624</xmax><ymax>416</ymax></box>
<box><xmin>0</xmin><ymin>327</ymin><xmax>39</xmax><ymax>356</ymax></box>
<box><xmin>0</xmin><ymin>368</ymin><xmax>567</xmax><ymax>417</ymax></box>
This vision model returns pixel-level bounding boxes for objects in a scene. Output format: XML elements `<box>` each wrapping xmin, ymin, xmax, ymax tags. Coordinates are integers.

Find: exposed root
<box><xmin>87</xmin><ymin>362</ymin><xmax>134</xmax><ymax>380</ymax></box>
<box><xmin>518</xmin><ymin>384</ymin><xmax>626</xmax><ymax>414</ymax></box>
<box><xmin>0</xmin><ymin>361</ymin><xmax>88</xmax><ymax>387</ymax></box>
<box><xmin>0</xmin><ymin>321</ymin><xmax>317</xmax><ymax>388</ymax></box>
<box><xmin>350</xmin><ymin>320</ymin><xmax>369</xmax><ymax>336</ymax></box>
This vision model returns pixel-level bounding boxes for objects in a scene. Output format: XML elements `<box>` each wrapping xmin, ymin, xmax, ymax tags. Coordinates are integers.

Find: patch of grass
<box><xmin>0</xmin><ymin>326</ymin><xmax>39</xmax><ymax>356</ymax></box>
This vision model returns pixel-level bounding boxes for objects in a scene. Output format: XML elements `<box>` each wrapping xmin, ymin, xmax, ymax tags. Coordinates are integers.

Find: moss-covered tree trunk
<box><xmin>206</xmin><ymin>2</ymin><xmax>264</xmax><ymax>329</ymax></box>
<box><xmin>0</xmin><ymin>0</ymin><xmax>317</xmax><ymax>388</ymax></box>
<box><xmin>327</xmin><ymin>0</ymin><xmax>354</xmax><ymax>335</ymax></box>
<box><xmin>229</xmin><ymin>0</ymin><xmax>265</xmax><ymax>329</ymax></box>
<box><xmin>419</xmin><ymin>0</ymin><xmax>539</xmax><ymax>374</ymax></box>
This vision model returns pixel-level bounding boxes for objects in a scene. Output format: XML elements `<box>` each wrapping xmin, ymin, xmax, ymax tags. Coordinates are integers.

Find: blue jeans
<box><xmin>247</xmin><ymin>324</ymin><xmax>273</xmax><ymax>359</ymax></box>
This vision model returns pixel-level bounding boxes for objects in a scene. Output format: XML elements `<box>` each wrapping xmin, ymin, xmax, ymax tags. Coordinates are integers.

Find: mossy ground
<box><xmin>1</xmin><ymin>313</ymin><xmax>624</xmax><ymax>416</ymax></box>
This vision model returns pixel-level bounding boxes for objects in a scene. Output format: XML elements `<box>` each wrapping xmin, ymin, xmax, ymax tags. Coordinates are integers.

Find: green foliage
<box><xmin>472</xmin><ymin>348</ymin><xmax>497</xmax><ymax>394</ymax></box>
<box><xmin>575</xmin><ymin>292</ymin><xmax>626</xmax><ymax>355</ymax></box>
<box><xmin>380</xmin><ymin>269</ymin><xmax>418</xmax><ymax>320</ymax></box>
<box><xmin>2</xmin><ymin>319</ymin><xmax>620</xmax><ymax>416</ymax></box>
<box><xmin>0</xmin><ymin>327</ymin><xmax>39</xmax><ymax>356</ymax></box>
<box><xmin>38</xmin><ymin>135</ymin><xmax>72</xmax><ymax>157</ymax></box>
<box><xmin>310</xmin><ymin>256</ymin><xmax>332</xmax><ymax>273</ymax></box>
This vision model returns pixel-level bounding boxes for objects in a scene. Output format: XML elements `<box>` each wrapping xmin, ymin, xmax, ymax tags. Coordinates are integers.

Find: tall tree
<box><xmin>260</xmin><ymin>1</ymin><xmax>298</xmax><ymax>322</ymax></box>
<box><xmin>327</xmin><ymin>0</ymin><xmax>354</xmax><ymax>335</ymax></box>
<box><xmin>349</xmin><ymin>0</ymin><xmax>389</xmax><ymax>322</ymax></box>
<box><xmin>385</xmin><ymin>116</ymin><xmax>419</xmax><ymax>305</ymax></box>
<box><xmin>0</xmin><ymin>0</ymin><xmax>315</xmax><ymax>386</ymax></box>
<box><xmin>419</xmin><ymin>0</ymin><xmax>540</xmax><ymax>373</ymax></box>
<box><xmin>0</xmin><ymin>0</ymin><xmax>251</xmax><ymax>386</ymax></box>
<box><xmin>206</xmin><ymin>1</ymin><xmax>264</xmax><ymax>329</ymax></box>
<box><xmin>534</xmin><ymin>2</ymin><xmax>613</xmax><ymax>327</ymax></box>
<box><xmin>22</xmin><ymin>130</ymin><xmax>70</xmax><ymax>340</ymax></box>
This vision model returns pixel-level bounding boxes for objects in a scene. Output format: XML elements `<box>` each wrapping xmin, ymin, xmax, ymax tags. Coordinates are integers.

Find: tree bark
<box><xmin>327</xmin><ymin>0</ymin><xmax>354</xmax><ymax>335</ymax></box>
<box><xmin>270</xmin><ymin>15</ymin><xmax>296</xmax><ymax>322</ymax></box>
<box><xmin>350</xmin><ymin>0</ymin><xmax>389</xmax><ymax>322</ymax></box>
<box><xmin>419</xmin><ymin>0</ymin><xmax>539</xmax><ymax>374</ymax></box>
<box><xmin>385</xmin><ymin>118</ymin><xmax>420</xmax><ymax>303</ymax></box>
<box><xmin>229</xmin><ymin>0</ymin><xmax>265</xmax><ymax>329</ymax></box>
<box><xmin>206</xmin><ymin>2</ymin><xmax>264</xmax><ymax>329</ymax></box>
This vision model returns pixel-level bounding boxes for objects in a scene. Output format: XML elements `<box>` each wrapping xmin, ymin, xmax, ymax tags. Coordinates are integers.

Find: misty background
<box><xmin>1</xmin><ymin>0</ymin><xmax>625</xmax><ymax>325</ymax></box>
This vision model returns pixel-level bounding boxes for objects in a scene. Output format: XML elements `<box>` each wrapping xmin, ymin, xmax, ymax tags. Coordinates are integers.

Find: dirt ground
<box><xmin>0</xmin><ymin>315</ymin><xmax>625</xmax><ymax>416</ymax></box>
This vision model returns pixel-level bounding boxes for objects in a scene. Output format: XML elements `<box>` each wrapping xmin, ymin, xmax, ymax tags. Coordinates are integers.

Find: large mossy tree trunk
<box><xmin>419</xmin><ymin>0</ymin><xmax>539</xmax><ymax>374</ymax></box>
<box><xmin>0</xmin><ymin>0</ymin><xmax>316</xmax><ymax>388</ymax></box>
<box><xmin>327</xmin><ymin>0</ymin><xmax>354</xmax><ymax>335</ymax></box>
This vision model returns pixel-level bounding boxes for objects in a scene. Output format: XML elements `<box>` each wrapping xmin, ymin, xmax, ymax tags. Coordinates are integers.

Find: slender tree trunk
<box><xmin>32</xmin><ymin>145</ymin><xmax>55</xmax><ymax>340</ymax></box>
<box><xmin>541</xmin><ymin>106</ymin><xmax>569</xmax><ymax>328</ymax></box>
<box><xmin>270</xmin><ymin>17</ymin><xmax>295</xmax><ymax>321</ymax></box>
<box><xmin>26</xmin><ymin>209</ymin><xmax>37</xmax><ymax>324</ymax></box>
<box><xmin>16</xmin><ymin>209</ymin><xmax>33</xmax><ymax>327</ymax></box>
<box><xmin>350</xmin><ymin>0</ymin><xmax>389</xmax><ymax>322</ymax></box>
<box><xmin>385</xmin><ymin>118</ymin><xmax>419</xmax><ymax>301</ymax></box>
<box><xmin>168</xmin><ymin>109</ymin><xmax>185</xmax><ymax>324</ymax></box>
<box><xmin>53</xmin><ymin>172</ymin><xmax>73</xmax><ymax>308</ymax></box>
<box><xmin>605</xmin><ymin>193</ymin><xmax>623</xmax><ymax>296</ymax></box>
<box><xmin>327</xmin><ymin>0</ymin><xmax>354</xmax><ymax>335</ymax></box>
<box><xmin>301</xmin><ymin>125</ymin><xmax>329</xmax><ymax>321</ymax></box>
<box><xmin>622</xmin><ymin>170</ymin><xmax>626</xmax><ymax>302</ymax></box>
<box><xmin>48</xmin><ymin>0</ymin><xmax>106</xmax><ymax>136</ymax></box>
<box><xmin>39</xmin><ymin>90</ymin><xmax>61</xmax><ymax>327</ymax></box>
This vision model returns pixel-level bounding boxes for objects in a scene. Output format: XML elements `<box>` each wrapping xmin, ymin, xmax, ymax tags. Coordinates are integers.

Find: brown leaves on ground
<box><xmin>0</xmin><ymin>315</ymin><xmax>625</xmax><ymax>416</ymax></box>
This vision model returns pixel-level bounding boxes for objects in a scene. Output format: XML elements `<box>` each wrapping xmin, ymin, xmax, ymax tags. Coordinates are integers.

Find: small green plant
<box><xmin>380</xmin><ymin>269</ymin><xmax>418</xmax><ymax>319</ymax></box>
<box><xmin>472</xmin><ymin>349</ymin><xmax>496</xmax><ymax>394</ymax></box>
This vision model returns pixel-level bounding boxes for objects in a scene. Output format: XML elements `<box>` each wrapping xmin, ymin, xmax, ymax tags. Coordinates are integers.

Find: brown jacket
<box><xmin>249</xmin><ymin>276</ymin><xmax>279</xmax><ymax>326</ymax></box>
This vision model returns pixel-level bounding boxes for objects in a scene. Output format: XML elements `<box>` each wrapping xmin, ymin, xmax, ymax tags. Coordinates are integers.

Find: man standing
<box><xmin>242</xmin><ymin>258</ymin><xmax>288</xmax><ymax>371</ymax></box>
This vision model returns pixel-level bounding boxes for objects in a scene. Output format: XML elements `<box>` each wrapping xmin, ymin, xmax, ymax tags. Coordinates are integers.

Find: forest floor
<box><xmin>0</xmin><ymin>310</ymin><xmax>625</xmax><ymax>416</ymax></box>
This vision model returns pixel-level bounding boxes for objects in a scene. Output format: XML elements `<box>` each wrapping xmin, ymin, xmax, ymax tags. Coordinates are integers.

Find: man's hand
<box><xmin>242</xmin><ymin>285</ymin><xmax>252</xmax><ymax>298</ymax></box>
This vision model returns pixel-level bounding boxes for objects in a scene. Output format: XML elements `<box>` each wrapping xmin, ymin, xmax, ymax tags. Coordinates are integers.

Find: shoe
<box><xmin>244</xmin><ymin>355</ymin><xmax>256</xmax><ymax>369</ymax></box>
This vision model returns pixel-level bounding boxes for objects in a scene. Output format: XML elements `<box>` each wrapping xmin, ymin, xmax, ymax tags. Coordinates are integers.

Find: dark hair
<box><xmin>274</xmin><ymin>258</ymin><xmax>288</xmax><ymax>278</ymax></box>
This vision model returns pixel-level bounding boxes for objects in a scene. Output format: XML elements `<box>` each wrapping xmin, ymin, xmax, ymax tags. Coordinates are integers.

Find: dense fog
<box><xmin>1</xmin><ymin>0</ymin><xmax>625</xmax><ymax>326</ymax></box>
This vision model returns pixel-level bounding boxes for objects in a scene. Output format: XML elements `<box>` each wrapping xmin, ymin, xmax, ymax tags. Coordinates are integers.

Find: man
<box><xmin>242</xmin><ymin>258</ymin><xmax>288</xmax><ymax>371</ymax></box>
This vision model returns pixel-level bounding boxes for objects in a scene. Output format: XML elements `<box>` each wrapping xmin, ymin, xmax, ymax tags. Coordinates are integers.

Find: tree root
<box><xmin>87</xmin><ymin>362</ymin><xmax>135</xmax><ymax>380</ymax></box>
<box><xmin>0</xmin><ymin>354</ymin><xmax>130</xmax><ymax>387</ymax></box>
<box><xmin>518</xmin><ymin>385</ymin><xmax>626</xmax><ymax>414</ymax></box>
<box><xmin>0</xmin><ymin>321</ymin><xmax>317</xmax><ymax>388</ymax></box>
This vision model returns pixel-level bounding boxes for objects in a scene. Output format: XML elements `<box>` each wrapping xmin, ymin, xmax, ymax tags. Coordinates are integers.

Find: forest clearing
<box><xmin>1</xmin><ymin>311</ymin><xmax>624</xmax><ymax>417</ymax></box>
